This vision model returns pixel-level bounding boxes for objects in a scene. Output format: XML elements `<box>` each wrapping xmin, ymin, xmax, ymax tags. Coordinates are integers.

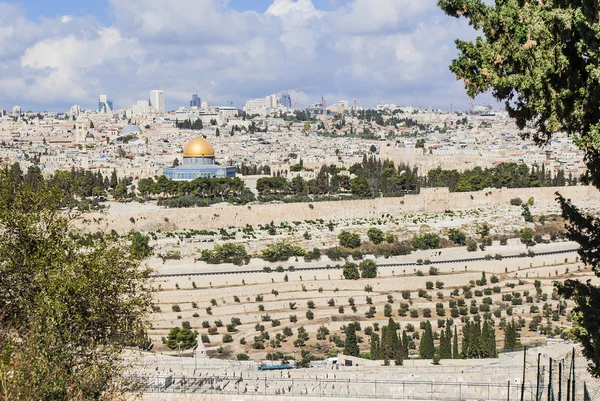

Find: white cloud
<box><xmin>0</xmin><ymin>0</ymin><xmax>488</xmax><ymax>111</ymax></box>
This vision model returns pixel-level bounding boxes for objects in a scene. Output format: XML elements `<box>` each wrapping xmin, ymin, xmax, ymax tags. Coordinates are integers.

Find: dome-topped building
<box><xmin>162</xmin><ymin>136</ymin><xmax>236</xmax><ymax>181</ymax></box>
<box><xmin>183</xmin><ymin>137</ymin><xmax>215</xmax><ymax>158</ymax></box>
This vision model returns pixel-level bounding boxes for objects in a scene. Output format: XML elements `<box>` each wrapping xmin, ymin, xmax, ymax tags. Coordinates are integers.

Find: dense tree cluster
<box><xmin>370</xmin><ymin>319</ymin><xmax>408</xmax><ymax>365</ymax></box>
<box><xmin>260</xmin><ymin>241</ymin><xmax>306</xmax><ymax>262</ymax></box>
<box><xmin>461</xmin><ymin>318</ymin><xmax>497</xmax><ymax>358</ymax></box>
<box><xmin>349</xmin><ymin>156</ymin><xmax>420</xmax><ymax>197</ymax></box>
<box><xmin>424</xmin><ymin>163</ymin><xmax>571</xmax><ymax>193</ymax></box>
<box><xmin>176</xmin><ymin>118</ymin><xmax>203</xmax><ymax>130</ymax></box>
<box><xmin>200</xmin><ymin>243</ymin><xmax>249</xmax><ymax>266</ymax></box>
<box><xmin>236</xmin><ymin>163</ymin><xmax>271</xmax><ymax>176</ymax></box>
<box><xmin>137</xmin><ymin>176</ymin><xmax>255</xmax><ymax>207</ymax></box>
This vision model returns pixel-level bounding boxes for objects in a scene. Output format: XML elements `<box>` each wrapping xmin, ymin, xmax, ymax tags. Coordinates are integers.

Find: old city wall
<box><xmin>83</xmin><ymin>186</ymin><xmax>598</xmax><ymax>234</ymax></box>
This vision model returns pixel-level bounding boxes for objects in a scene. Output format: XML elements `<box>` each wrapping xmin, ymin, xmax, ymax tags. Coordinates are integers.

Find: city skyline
<box><xmin>0</xmin><ymin>0</ymin><xmax>497</xmax><ymax>112</ymax></box>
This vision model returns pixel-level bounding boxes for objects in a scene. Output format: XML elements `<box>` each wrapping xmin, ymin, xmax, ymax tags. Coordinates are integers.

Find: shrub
<box><xmin>401</xmin><ymin>290</ymin><xmax>411</xmax><ymax>299</ymax></box>
<box><xmin>306</xmin><ymin>310</ymin><xmax>314</xmax><ymax>320</ymax></box>
<box><xmin>338</xmin><ymin>230</ymin><xmax>361</xmax><ymax>249</ymax></box>
<box><xmin>172</xmin><ymin>305</ymin><xmax>181</xmax><ymax>312</ymax></box>
<box><xmin>447</xmin><ymin>228</ymin><xmax>467</xmax><ymax>245</ymax></box>
<box><xmin>261</xmin><ymin>240</ymin><xmax>306</xmax><ymax>262</ymax></box>
<box><xmin>510</xmin><ymin>197</ymin><xmax>523</xmax><ymax>206</ymax></box>
<box><xmin>342</xmin><ymin>262</ymin><xmax>360</xmax><ymax>280</ymax></box>
<box><xmin>367</xmin><ymin>228</ymin><xmax>385</xmax><ymax>245</ymax></box>
<box><xmin>435</xmin><ymin>281</ymin><xmax>444</xmax><ymax>289</ymax></box>
<box><xmin>223</xmin><ymin>334</ymin><xmax>233</xmax><ymax>343</ymax></box>
<box><xmin>307</xmin><ymin>300</ymin><xmax>315</xmax><ymax>309</ymax></box>
<box><xmin>429</xmin><ymin>266</ymin><xmax>440</xmax><ymax>276</ymax></box>
<box><xmin>426</xmin><ymin>281</ymin><xmax>434</xmax><ymax>290</ymax></box>
<box><xmin>412</xmin><ymin>233</ymin><xmax>441</xmax><ymax>250</ymax></box>
<box><xmin>359</xmin><ymin>259</ymin><xmax>378</xmax><ymax>278</ymax></box>
<box><xmin>467</xmin><ymin>240</ymin><xmax>478</xmax><ymax>252</ymax></box>
<box><xmin>237</xmin><ymin>353</ymin><xmax>249</xmax><ymax>361</ymax></box>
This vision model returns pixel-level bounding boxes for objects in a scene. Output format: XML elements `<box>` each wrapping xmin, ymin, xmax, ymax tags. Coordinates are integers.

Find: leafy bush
<box><xmin>200</xmin><ymin>243</ymin><xmax>249</xmax><ymax>265</ymax></box>
<box><xmin>412</xmin><ymin>233</ymin><xmax>441</xmax><ymax>250</ymax></box>
<box><xmin>359</xmin><ymin>259</ymin><xmax>378</xmax><ymax>278</ymax></box>
<box><xmin>261</xmin><ymin>241</ymin><xmax>306</xmax><ymax>262</ymax></box>
<box><xmin>447</xmin><ymin>228</ymin><xmax>466</xmax><ymax>245</ymax></box>
<box><xmin>338</xmin><ymin>230</ymin><xmax>361</xmax><ymax>249</ymax></box>
<box><xmin>343</xmin><ymin>262</ymin><xmax>360</xmax><ymax>280</ymax></box>
<box><xmin>367</xmin><ymin>228</ymin><xmax>385</xmax><ymax>245</ymax></box>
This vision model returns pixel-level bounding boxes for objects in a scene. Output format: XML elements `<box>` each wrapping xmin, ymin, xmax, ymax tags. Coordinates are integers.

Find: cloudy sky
<box><xmin>1</xmin><ymin>0</ymin><xmax>493</xmax><ymax>112</ymax></box>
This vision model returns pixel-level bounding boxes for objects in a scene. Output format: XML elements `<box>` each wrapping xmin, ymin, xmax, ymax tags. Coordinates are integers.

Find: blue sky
<box><xmin>0</xmin><ymin>0</ymin><xmax>490</xmax><ymax>112</ymax></box>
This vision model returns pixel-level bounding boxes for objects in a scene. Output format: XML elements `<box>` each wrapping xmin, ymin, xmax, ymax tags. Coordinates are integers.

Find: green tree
<box><xmin>370</xmin><ymin>332</ymin><xmax>381</xmax><ymax>360</ymax></box>
<box><xmin>412</xmin><ymin>233</ymin><xmax>441</xmax><ymax>250</ymax></box>
<box><xmin>343</xmin><ymin>325</ymin><xmax>360</xmax><ymax>357</ymax></box>
<box><xmin>438</xmin><ymin>0</ymin><xmax>600</xmax><ymax>375</ymax></box>
<box><xmin>110</xmin><ymin>168</ymin><xmax>118</xmax><ymax>189</ymax></box>
<box><xmin>130</xmin><ymin>231</ymin><xmax>152</xmax><ymax>259</ymax></box>
<box><xmin>342</xmin><ymin>262</ymin><xmax>360</xmax><ymax>280</ymax></box>
<box><xmin>166</xmin><ymin>327</ymin><xmax>198</xmax><ymax>350</ymax></box>
<box><xmin>359</xmin><ymin>259</ymin><xmax>378</xmax><ymax>279</ymax></box>
<box><xmin>367</xmin><ymin>227</ymin><xmax>385</xmax><ymax>245</ymax></box>
<box><xmin>503</xmin><ymin>319</ymin><xmax>519</xmax><ymax>351</ymax></box>
<box><xmin>114</xmin><ymin>181</ymin><xmax>128</xmax><ymax>200</ymax></box>
<box><xmin>419</xmin><ymin>321</ymin><xmax>435</xmax><ymax>359</ymax></box>
<box><xmin>447</xmin><ymin>228</ymin><xmax>466</xmax><ymax>245</ymax></box>
<box><xmin>350</xmin><ymin>177</ymin><xmax>372</xmax><ymax>197</ymax></box>
<box><xmin>338</xmin><ymin>230</ymin><xmax>361</xmax><ymax>249</ymax></box>
<box><xmin>453</xmin><ymin>326</ymin><xmax>459</xmax><ymax>359</ymax></box>
<box><xmin>0</xmin><ymin>169</ymin><xmax>151</xmax><ymax>399</ymax></box>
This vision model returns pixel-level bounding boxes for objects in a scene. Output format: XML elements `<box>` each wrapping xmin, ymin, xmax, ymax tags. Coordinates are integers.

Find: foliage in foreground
<box><xmin>0</xmin><ymin>166</ymin><xmax>152</xmax><ymax>400</ymax></box>
<box><xmin>439</xmin><ymin>0</ymin><xmax>600</xmax><ymax>376</ymax></box>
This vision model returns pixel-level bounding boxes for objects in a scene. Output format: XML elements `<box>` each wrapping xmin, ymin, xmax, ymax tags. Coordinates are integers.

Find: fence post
<box><xmin>508</xmin><ymin>380</ymin><xmax>511</xmax><ymax>401</ymax></box>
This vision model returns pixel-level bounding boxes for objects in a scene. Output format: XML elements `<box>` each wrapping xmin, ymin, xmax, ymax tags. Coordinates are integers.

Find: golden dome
<box><xmin>183</xmin><ymin>136</ymin><xmax>215</xmax><ymax>157</ymax></box>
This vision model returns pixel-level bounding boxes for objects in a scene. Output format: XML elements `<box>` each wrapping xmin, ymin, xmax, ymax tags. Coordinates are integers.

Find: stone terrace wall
<box><xmin>82</xmin><ymin>186</ymin><xmax>598</xmax><ymax>234</ymax></box>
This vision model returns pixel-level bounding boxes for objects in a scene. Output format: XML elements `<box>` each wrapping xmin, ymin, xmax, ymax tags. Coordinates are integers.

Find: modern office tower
<box><xmin>280</xmin><ymin>92</ymin><xmax>292</xmax><ymax>108</ymax></box>
<box><xmin>98</xmin><ymin>95</ymin><xmax>113</xmax><ymax>113</ymax></box>
<box><xmin>12</xmin><ymin>105</ymin><xmax>21</xmax><ymax>116</ymax></box>
<box><xmin>150</xmin><ymin>90</ymin><xmax>165</xmax><ymax>114</ymax></box>
<box><xmin>190</xmin><ymin>93</ymin><xmax>201</xmax><ymax>108</ymax></box>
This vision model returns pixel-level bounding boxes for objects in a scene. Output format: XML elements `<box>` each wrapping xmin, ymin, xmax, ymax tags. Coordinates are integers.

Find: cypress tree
<box><xmin>344</xmin><ymin>325</ymin><xmax>360</xmax><ymax>357</ymax></box>
<box><xmin>444</xmin><ymin>321</ymin><xmax>453</xmax><ymax>359</ymax></box>
<box><xmin>439</xmin><ymin>331</ymin><xmax>447</xmax><ymax>359</ymax></box>
<box><xmin>480</xmin><ymin>320</ymin><xmax>491</xmax><ymax>358</ymax></box>
<box><xmin>503</xmin><ymin>319</ymin><xmax>519</xmax><ymax>350</ymax></box>
<box><xmin>402</xmin><ymin>330</ymin><xmax>410</xmax><ymax>359</ymax></box>
<box><xmin>471</xmin><ymin>320</ymin><xmax>482</xmax><ymax>358</ymax></box>
<box><xmin>393</xmin><ymin>329</ymin><xmax>404</xmax><ymax>366</ymax></box>
<box><xmin>461</xmin><ymin>320</ymin><xmax>470</xmax><ymax>358</ymax></box>
<box><xmin>110</xmin><ymin>169</ymin><xmax>118</xmax><ymax>189</ymax></box>
<box><xmin>370</xmin><ymin>332</ymin><xmax>381</xmax><ymax>360</ymax></box>
<box><xmin>419</xmin><ymin>321</ymin><xmax>435</xmax><ymax>359</ymax></box>
<box><xmin>452</xmin><ymin>326</ymin><xmax>459</xmax><ymax>359</ymax></box>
